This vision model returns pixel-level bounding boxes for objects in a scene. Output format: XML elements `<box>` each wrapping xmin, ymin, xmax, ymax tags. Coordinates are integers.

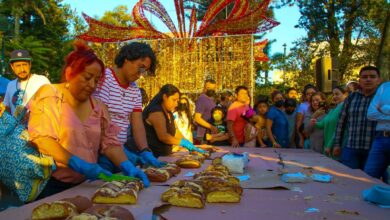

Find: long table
<box><xmin>0</xmin><ymin>147</ymin><xmax>388</xmax><ymax>220</ymax></box>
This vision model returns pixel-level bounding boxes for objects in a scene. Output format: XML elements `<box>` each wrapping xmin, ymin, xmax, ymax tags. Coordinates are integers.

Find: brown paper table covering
<box><xmin>0</xmin><ymin>147</ymin><xmax>388</xmax><ymax>220</ymax></box>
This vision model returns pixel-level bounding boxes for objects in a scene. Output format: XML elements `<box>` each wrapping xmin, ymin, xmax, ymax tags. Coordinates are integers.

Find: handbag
<box><xmin>0</xmin><ymin>102</ymin><xmax>55</xmax><ymax>202</ymax></box>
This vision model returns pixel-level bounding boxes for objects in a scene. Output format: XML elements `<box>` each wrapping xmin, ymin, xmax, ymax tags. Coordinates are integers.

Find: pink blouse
<box><xmin>28</xmin><ymin>85</ymin><xmax>121</xmax><ymax>183</ymax></box>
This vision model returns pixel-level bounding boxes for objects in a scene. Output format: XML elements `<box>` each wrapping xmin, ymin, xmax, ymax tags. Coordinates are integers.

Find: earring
<box><xmin>65</xmin><ymin>83</ymin><xmax>70</xmax><ymax>89</ymax></box>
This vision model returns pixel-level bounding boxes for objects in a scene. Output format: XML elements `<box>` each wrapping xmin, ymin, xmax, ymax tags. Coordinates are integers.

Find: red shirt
<box><xmin>227</xmin><ymin>101</ymin><xmax>249</xmax><ymax>144</ymax></box>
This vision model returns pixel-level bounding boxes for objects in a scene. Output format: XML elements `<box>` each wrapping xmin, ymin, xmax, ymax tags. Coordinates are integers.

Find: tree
<box><xmin>277</xmin><ymin>0</ymin><xmax>389</xmax><ymax>82</ymax></box>
<box><xmin>67</xmin><ymin>9</ymin><xmax>87</xmax><ymax>37</ymax></box>
<box><xmin>376</xmin><ymin>7</ymin><xmax>390</xmax><ymax>80</ymax></box>
<box><xmin>255</xmin><ymin>39</ymin><xmax>275</xmax><ymax>85</ymax></box>
<box><xmin>0</xmin><ymin>0</ymin><xmax>74</xmax><ymax>82</ymax></box>
<box><xmin>184</xmin><ymin>0</ymin><xmax>233</xmax><ymax>21</ymax></box>
<box><xmin>282</xmin><ymin>39</ymin><xmax>315</xmax><ymax>90</ymax></box>
<box><xmin>0</xmin><ymin>0</ymin><xmax>47</xmax><ymax>40</ymax></box>
<box><xmin>99</xmin><ymin>5</ymin><xmax>134</xmax><ymax>27</ymax></box>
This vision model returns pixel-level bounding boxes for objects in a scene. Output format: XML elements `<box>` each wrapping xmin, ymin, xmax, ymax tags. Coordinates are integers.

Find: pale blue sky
<box><xmin>63</xmin><ymin>0</ymin><xmax>305</xmax><ymax>55</ymax></box>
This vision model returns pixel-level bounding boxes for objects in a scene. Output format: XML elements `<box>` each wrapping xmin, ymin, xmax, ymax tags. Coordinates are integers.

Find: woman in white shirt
<box><xmin>174</xmin><ymin>95</ymin><xmax>193</xmax><ymax>142</ymax></box>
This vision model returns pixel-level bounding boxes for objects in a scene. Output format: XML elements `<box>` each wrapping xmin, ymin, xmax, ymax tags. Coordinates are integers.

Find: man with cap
<box><xmin>3</xmin><ymin>49</ymin><xmax>50</xmax><ymax>116</ymax></box>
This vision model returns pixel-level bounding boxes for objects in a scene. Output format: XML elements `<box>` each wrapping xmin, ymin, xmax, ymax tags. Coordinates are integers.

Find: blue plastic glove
<box><xmin>140</xmin><ymin>150</ymin><xmax>165</xmax><ymax>168</ymax></box>
<box><xmin>179</xmin><ymin>138</ymin><xmax>206</xmax><ymax>153</ymax></box>
<box><xmin>97</xmin><ymin>148</ymin><xmax>142</xmax><ymax>174</ymax></box>
<box><xmin>123</xmin><ymin>147</ymin><xmax>143</xmax><ymax>165</ymax></box>
<box><xmin>68</xmin><ymin>155</ymin><xmax>112</xmax><ymax>180</ymax></box>
<box><xmin>120</xmin><ymin>160</ymin><xmax>150</xmax><ymax>187</ymax></box>
<box><xmin>98</xmin><ymin>154</ymin><xmax>120</xmax><ymax>173</ymax></box>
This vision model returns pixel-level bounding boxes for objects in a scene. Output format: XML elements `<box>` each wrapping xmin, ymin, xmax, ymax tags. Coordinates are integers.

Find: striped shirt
<box><xmin>334</xmin><ymin>91</ymin><xmax>377</xmax><ymax>150</ymax></box>
<box><xmin>93</xmin><ymin>68</ymin><xmax>142</xmax><ymax>144</ymax></box>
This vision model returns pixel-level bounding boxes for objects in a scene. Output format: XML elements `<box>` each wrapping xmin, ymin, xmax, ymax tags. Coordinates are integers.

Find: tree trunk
<box><xmin>12</xmin><ymin>4</ymin><xmax>24</xmax><ymax>41</ymax></box>
<box><xmin>326</xmin><ymin>1</ymin><xmax>341</xmax><ymax>81</ymax></box>
<box><xmin>339</xmin><ymin>0</ymin><xmax>358</xmax><ymax>81</ymax></box>
<box><xmin>376</xmin><ymin>7</ymin><xmax>390</xmax><ymax>81</ymax></box>
<box><xmin>14</xmin><ymin>13</ymin><xmax>20</xmax><ymax>40</ymax></box>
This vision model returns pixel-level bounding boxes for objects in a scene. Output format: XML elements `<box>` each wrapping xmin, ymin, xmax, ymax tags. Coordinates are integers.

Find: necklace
<box><xmin>12</xmin><ymin>75</ymin><xmax>31</xmax><ymax>117</ymax></box>
<box><xmin>14</xmin><ymin>75</ymin><xmax>31</xmax><ymax>106</ymax></box>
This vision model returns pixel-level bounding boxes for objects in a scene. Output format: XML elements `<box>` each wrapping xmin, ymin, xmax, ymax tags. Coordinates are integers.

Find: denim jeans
<box><xmin>364</xmin><ymin>132</ymin><xmax>390</xmax><ymax>182</ymax></box>
<box><xmin>341</xmin><ymin>147</ymin><xmax>369</xmax><ymax>170</ymax></box>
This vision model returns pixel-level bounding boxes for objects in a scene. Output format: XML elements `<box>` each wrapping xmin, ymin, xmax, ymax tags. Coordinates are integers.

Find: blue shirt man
<box><xmin>364</xmin><ymin>81</ymin><xmax>390</xmax><ymax>182</ymax></box>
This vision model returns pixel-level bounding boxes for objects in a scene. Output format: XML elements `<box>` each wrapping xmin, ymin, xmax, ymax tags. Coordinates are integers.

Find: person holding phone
<box><xmin>303</xmin><ymin>92</ymin><xmax>327</xmax><ymax>153</ymax></box>
<box><xmin>314</xmin><ymin>86</ymin><xmax>347</xmax><ymax>159</ymax></box>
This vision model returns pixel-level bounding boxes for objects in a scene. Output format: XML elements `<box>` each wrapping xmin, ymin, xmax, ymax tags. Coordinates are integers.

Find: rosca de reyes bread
<box><xmin>92</xmin><ymin>180</ymin><xmax>144</xmax><ymax>204</ymax></box>
<box><xmin>197</xmin><ymin>144</ymin><xmax>217</xmax><ymax>153</ymax></box>
<box><xmin>161</xmin><ymin>180</ymin><xmax>205</xmax><ymax>209</ymax></box>
<box><xmin>175</xmin><ymin>155</ymin><xmax>204</xmax><ymax>168</ymax></box>
<box><xmin>68</xmin><ymin>204</ymin><xmax>134</xmax><ymax>220</ymax></box>
<box><xmin>144</xmin><ymin>163</ymin><xmax>181</xmax><ymax>182</ymax></box>
<box><xmin>194</xmin><ymin>175</ymin><xmax>242</xmax><ymax>203</ymax></box>
<box><xmin>194</xmin><ymin>164</ymin><xmax>243</xmax><ymax>203</ymax></box>
<box><xmin>32</xmin><ymin>196</ymin><xmax>92</xmax><ymax>220</ymax></box>
<box><xmin>190</xmin><ymin>150</ymin><xmax>211</xmax><ymax>159</ymax></box>
<box><xmin>161</xmin><ymin>163</ymin><xmax>244</xmax><ymax>207</ymax></box>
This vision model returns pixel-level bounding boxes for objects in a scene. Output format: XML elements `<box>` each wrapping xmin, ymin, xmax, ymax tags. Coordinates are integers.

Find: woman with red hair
<box><xmin>27</xmin><ymin>40</ymin><xmax>149</xmax><ymax>199</ymax></box>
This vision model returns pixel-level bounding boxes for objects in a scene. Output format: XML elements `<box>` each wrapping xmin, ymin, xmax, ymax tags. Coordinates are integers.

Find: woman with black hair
<box><xmin>312</xmin><ymin>86</ymin><xmax>347</xmax><ymax>159</ymax></box>
<box><xmin>143</xmin><ymin>84</ymin><xmax>205</xmax><ymax>157</ymax></box>
<box><xmin>265</xmin><ymin>90</ymin><xmax>289</xmax><ymax>148</ymax></box>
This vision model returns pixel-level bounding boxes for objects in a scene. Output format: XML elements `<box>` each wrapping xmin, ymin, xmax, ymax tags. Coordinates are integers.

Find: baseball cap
<box><xmin>9</xmin><ymin>50</ymin><xmax>32</xmax><ymax>63</ymax></box>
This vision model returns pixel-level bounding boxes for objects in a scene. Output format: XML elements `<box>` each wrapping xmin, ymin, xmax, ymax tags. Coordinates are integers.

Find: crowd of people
<box><xmin>0</xmin><ymin>40</ymin><xmax>389</xmax><ymax>205</ymax></box>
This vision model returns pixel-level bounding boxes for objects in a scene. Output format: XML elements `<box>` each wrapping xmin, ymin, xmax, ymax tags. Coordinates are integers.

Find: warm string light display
<box><xmin>92</xmin><ymin>35</ymin><xmax>255</xmax><ymax>97</ymax></box>
<box><xmin>79</xmin><ymin>0</ymin><xmax>278</xmax><ymax>42</ymax></box>
<box><xmin>81</xmin><ymin>0</ymin><xmax>279</xmax><ymax>97</ymax></box>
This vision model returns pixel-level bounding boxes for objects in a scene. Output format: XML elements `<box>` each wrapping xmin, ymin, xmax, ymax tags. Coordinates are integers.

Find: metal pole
<box><xmin>283</xmin><ymin>43</ymin><xmax>287</xmax><ymax>90</ymax></box>
<box><xmin>251</xmin><ymin>35</ymin><xmax>254</xmax><ymax>105</ymax></box>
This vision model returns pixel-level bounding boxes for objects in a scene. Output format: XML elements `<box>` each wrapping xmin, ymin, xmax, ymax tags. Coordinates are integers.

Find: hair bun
<box><xmin>73</xmin><ymin>39</ymin><xmax>90</xmax><ymax>52</ymax></box>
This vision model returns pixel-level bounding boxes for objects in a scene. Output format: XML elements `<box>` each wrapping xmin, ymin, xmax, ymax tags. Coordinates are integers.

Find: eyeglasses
<box><xmin>138</xmin><ymin>67</ymin><xmax>150</xmax><ymax>76</ymax></box>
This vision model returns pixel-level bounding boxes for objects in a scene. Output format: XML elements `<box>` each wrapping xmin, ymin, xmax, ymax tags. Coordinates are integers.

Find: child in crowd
<box><xmin>206</xmin><ymin>106</ymin><xmax>229</xmax><ymax>146</ymax></box>
<box><xmin>254</xmin><ymin>96</ymin><xmax>269</xmax><ymax>147</ymax></box>
<box><xmin>242</xmin><ymin>108</ymin><xmax>259</xmax><ymax>148</ymax></box>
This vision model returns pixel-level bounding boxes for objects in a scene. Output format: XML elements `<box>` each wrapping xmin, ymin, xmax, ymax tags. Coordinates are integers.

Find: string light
<box><xmin>81</xmin><ymin>0</ymin><xmax>279</xmax><ymax>96</ymax></box>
